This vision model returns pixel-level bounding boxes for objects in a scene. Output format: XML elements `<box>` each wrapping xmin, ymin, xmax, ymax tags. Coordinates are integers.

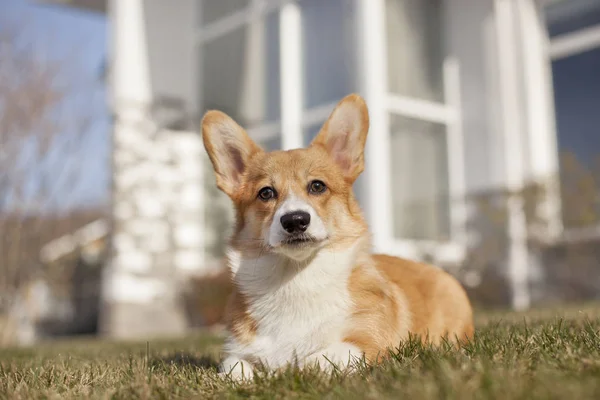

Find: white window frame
<box><xmin>549</xmin><ymin>24</ymin><xmax>600</xmax><ymax>59</ymax></box>
<box><xmin>197</xmin><ymin>0</ymin><xmax>467</xmax><ymax>265</ymax></box>
<box><xmin>357</xmin><ymin>0</ymin><xmax>467</xmax><ymax>265</ymax></box>
<box><xmin>197</xmin><ymin>0</ymin><xmax>293</xmax><ymax>149</ymax></box>
<box><xmin>544</xmin><ymin>2</ymin><xmax>600</xmax><ymax>241</ymax></box>
<box><xmin>197</xmin><ymin>0</ymin><xmax>340</xmax><ymax>149</ymax></box>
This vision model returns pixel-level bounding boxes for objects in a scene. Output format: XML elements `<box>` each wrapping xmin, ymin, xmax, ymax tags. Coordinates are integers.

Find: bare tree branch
<box><xmin>0</xmin><ymin>17</ymin><xmax>105</xmax><ymax>344</ymax></box>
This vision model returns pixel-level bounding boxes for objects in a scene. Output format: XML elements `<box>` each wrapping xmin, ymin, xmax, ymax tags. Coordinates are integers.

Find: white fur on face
<box><xmin>266</xmin><ymin>193</ymin><xmax>328</xmax><ymax>261</ymax></box>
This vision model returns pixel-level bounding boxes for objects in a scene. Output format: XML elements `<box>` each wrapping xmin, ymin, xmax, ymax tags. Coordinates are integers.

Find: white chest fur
<box><xmin>224</xmin><ymin>245</ymin><xmax>358</xmax><ymax>369</ymax></box>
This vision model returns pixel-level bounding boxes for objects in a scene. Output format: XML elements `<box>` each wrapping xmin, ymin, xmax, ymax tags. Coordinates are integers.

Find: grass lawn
<box><xmin>1</xmin><ymin>304</ymin><xmax>600</xmax><ymax>399</ymax></box>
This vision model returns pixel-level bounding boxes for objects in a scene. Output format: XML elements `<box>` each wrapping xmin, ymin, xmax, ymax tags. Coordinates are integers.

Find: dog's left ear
<box><xmin>201</xmin><ymin>110</ymin><xmax>263</xmax><ymax>197</ymax></box>
<box><xmin>311</xmin><ymin>94</ymin><xmax>369</xmax><ymax>182</ymax></box>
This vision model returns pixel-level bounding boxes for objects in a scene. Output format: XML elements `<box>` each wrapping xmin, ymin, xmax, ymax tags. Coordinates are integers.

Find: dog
<box><xmin>201</xmin><ymin>94</ymin><xmax>474</xmax><ymax>380</ymax></box>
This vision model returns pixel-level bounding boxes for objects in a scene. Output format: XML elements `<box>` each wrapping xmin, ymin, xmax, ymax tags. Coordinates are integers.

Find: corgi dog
<box><xmin>201</xmin><ymin>94</ymin><xmax>474</xmax><ymax>380</ymax></box>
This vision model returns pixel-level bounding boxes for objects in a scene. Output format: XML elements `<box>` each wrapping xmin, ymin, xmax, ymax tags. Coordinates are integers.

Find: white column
<box><xmin>110</xmin><ymin>0</ymin><xmax>151</xmax><ymax>109</ymax></box>
<box><xmin>241</xmin><ymin>0</ymin><xmax>267</xmax><ymax>125</ymax></box>
<box><xmin>280</xmin><ymin>2</ymin><xmax>303</xmax><ymax>150</ymax></box>
<box><xmin>443</xmin><ymin>57</ymin><xmax>467</xmax><ymax>245</ymax></box>
<box><xmin>357</xmin><ymin>0</ymin><xmax>392</xmax><ymax>252</ymax></box>
<box><xmin>107</xmin><ymin>0</ymin><xmax>157</xmax><ymax>310</ymax></box>
<box><xmin>104</xmin><ymin>0</ymin><xmax>198</xmax><ymax>338</ymax></box>
<box><xmin>517</xmin><ymin>0</ymin><xmax>563</xmax><ymax>239</ymax></box>
<box><xmin>495</xmin><ymin>0</ymin><xmax>530</xmax><ymax>311</ymax></box>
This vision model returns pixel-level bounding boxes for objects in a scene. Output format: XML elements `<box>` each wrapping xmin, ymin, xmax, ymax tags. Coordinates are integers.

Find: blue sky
<box><xmin>2</xmin><ymin>0</ymin><xmax>109</xmax><ymax>211</ymax></box>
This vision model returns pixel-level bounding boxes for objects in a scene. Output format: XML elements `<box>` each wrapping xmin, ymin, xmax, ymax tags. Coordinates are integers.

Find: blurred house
<box><xmin>1</xmin><ymin>218</ymin><xmax>107</xmax><ymax>346</ymax></box>
<box><xmin>37</xmin><ymin>219</ymin><xmax>108</xmax><ymax>336</ymax></box>
<box><xmin>42</xmin><ymin>0</ymin><xmax>600</xmax><ymax>338</ymax></box>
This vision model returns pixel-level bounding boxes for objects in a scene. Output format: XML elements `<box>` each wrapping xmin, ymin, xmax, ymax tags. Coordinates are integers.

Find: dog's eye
<box><xmin>258</xmin><ymin>187</ymin><xmax>276</xmax><ymax>201</ymax></box>
<box><xmin>308</xmin><ymin>180</ymin><xmax>327</xmax><ymax>194</ymax></box>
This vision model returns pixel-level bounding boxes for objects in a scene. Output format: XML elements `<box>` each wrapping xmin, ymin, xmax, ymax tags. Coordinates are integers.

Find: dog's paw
<box><xmin>303</xmin><ymin>342</ymin><xmax>363</xmax><ymax>373</ymax></box>
<box><xmin>219</xmin><ymin>356</ymin><xmax>254</xmax><ymax>382</ymax></box>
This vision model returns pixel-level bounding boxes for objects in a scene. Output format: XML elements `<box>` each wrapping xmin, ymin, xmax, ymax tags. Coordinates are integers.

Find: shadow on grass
<box><xmin>150</xmin><ymin>352</ymin><xmax>220</xmax><ymax>371</ymax></box>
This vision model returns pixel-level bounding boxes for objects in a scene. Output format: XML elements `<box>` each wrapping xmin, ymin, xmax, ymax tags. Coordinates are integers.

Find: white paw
<box><xmin>219</xmin><ymin>356</ymin><xmax>254</xmax><ymax>381</ymax></box>
<box><xmin>303</xmin><ymin>342</ymin><xmax>363</xmax><ymax>372</ymax></box>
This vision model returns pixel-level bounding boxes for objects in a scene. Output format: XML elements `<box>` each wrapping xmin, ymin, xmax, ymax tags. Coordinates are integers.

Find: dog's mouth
<box><xmin>281</xmin><ymin>234</ymin><xmax>322</xmax><ymax>247</ymax></box>
<box><xmin>272</xmin><ymin>234</ymin><xmax>329</xmax><ymax>261</ymax></box>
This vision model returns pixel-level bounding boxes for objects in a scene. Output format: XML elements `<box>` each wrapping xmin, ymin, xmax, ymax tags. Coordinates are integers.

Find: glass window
<box><xmin>302</xmin><ymin>122</ymin><xmax>324</xmax><ymax>147</ymax></box>
<box><xmin>300</xmin><ymin>0</ymin><xmax>358</xmax><ymax>109</ymax></box>
<box><xmin>551</xmin><ymin>47</ymin><xmax>600</xmax><ymax>228</ymax></box>
<box><xmin>200</xmin><ymin>11</ymin><xmax>280</xmax><ymax>128</ymax></box>
<box><xmin>389</xmin><ymin>115</ymin><xmax>450</xmax><ymax>240</ymax></box>
<box><xmin>260</xmin><ymin>135</ymin><xmax>282</xmax><ymax>152</ymax></box>
<box><xmin>545</xmin><ymin>0</ymin><xmax>600</xmax><ymax>38</ymax></box>
<box><xmin>385</xmin><ymin>0</ymin><xmax>444</xmax><ymax>102</ymax></box>
<box><xmin>201</xmin><ymin>0</ymin><xmax>251</xmax><ymax>26</ymax></box>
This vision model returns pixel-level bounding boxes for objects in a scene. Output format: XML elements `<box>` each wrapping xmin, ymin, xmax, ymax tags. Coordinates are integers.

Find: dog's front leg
<box><xmin>302</xmin><ymin>342</ymin><xmax>363</xmax><ymax>372</ymax></box>
<box><xmin>219</xmin><ymin>355</ymin><xmax>254</xmax><ymax>381</ymax></box>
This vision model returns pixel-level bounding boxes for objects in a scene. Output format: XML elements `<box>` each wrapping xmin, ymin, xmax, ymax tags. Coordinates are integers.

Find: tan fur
<box><xmin>202</xmin><ymin>94</ymin><xmax>474</xmax><ymax>372</ymax></box>
<box><xmin>345</xmin><ymin>255</ymin><xmax>474</xmax><ymax>362</ymax></box>
<box><xmin>344</xmin><ymin>261</ymin><xmax>407</xmax><ymax>362</ymax></box>
<box><xmin>375</xmin><ymin>255</ymin><xmax>474</xmax><ymax>344</ymax></box>
<box><xmin>222</xmin><ymin>145</ymin><xmax>370</xmax><ymax>256</ymax></box>
<box><xmin>224</xmin><ymin>287</ymin><xmax>257</xmax><ymax>346</ymax></box>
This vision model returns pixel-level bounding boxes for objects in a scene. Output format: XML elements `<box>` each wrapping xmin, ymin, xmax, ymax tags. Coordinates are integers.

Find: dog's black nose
<box><xmin>280</xmin><ymin>211</ymin><xmax>311</xmax><ymax>233</ymax></box>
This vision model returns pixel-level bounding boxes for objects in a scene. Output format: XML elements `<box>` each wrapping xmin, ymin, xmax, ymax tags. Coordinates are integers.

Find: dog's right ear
<box><xmin>310</xmin><ymin>94</ymin><xmax>369</xmax><ymax>183</ymax></box>
<box><xmin>201</xmin><ymin>111</ymin><xmax>263</xmax><ymax>197</ymax></box>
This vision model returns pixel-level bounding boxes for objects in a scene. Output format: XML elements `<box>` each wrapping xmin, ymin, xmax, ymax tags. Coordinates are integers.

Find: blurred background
<box><xmin>0</xmin><ymin>0</ymin><xmax>599</xmax><ymax>347</ymax></box>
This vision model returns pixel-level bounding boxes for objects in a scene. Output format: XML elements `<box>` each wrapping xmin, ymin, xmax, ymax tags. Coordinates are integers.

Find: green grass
<box><xmin>2</xmin><ymin>305</ymin><xmax>600</xmax><ymax>399</ymax></box>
